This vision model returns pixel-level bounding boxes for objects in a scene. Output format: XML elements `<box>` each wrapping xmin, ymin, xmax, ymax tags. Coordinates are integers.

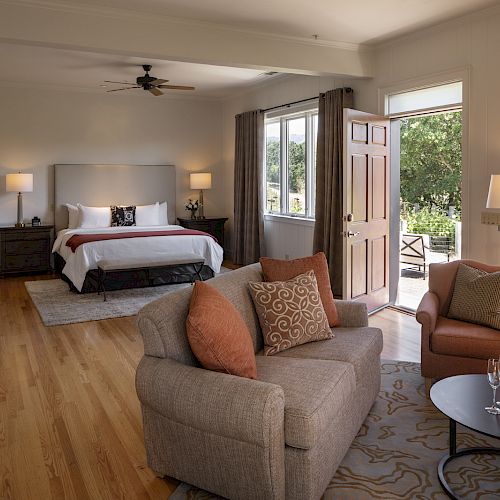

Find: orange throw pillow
<box><xmin>260</xmin><ymin>252</ymin><xmax>340</xmax><ymax>327</ymax></box>
<box><xmin>186</xmin><ymin>281</ymin><xmax>257</xmax><ymax>379</ymax></box>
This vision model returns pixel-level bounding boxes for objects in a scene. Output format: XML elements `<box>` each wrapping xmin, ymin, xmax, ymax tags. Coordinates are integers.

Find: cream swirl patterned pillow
<box><xmin>248</xmin><ymin>270</ymin><xmax>333</xmax><ymax>355</ymax></box>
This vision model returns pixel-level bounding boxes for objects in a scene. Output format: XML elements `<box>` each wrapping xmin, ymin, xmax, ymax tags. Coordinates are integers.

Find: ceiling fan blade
<box><xmin>149</xmin><ymin>87</ymin><xmax>163</xmax><ymax>96</ymax></box>
<box><xmin>104</xmin><ymin>81</ymin><xmax>135</xmax><ymax>85</ymax></box>
<box><xmin>106</xmin><ymin>87</ymin><xmax>140</xmax><ymax>92</ymax></box>
<box><xmin>157</xmin><ymin>85</ymin><xmax>196</xmax><ymax>91</ymax></box>
<box><xmin>150</xmin><ymin>78</ymin><xmax>169</xmax><ymax>85</ymax></box>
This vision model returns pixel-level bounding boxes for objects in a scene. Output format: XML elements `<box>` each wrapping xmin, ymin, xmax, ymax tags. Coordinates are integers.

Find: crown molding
<box><xmin>0</xmin><ymin>0</ymin><xmax>366</xmax><ymax>53</ymax></box>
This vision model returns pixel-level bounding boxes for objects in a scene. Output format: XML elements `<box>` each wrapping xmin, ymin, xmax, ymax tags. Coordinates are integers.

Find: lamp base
<box><xmin>14</xmin><ymin>222</ymin><xmax>26</xmax><ymax>228</ymax></box>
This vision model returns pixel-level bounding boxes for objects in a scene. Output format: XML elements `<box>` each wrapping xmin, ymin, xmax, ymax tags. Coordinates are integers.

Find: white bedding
<box><xmin>52</xmin><ymin>225</ymin><xmax>224</xmax><ymax>292</ymax></box>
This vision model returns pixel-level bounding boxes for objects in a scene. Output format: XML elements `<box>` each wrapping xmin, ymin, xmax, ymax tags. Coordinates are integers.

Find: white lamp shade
<box><xmin>190</xmin><ymin>172</ymin><xmax>212</xmax><ymax>190</ymax></box>
<box><xmin>486</xmin><ymin>174</ymin><xmax>500</xmax><ymax>208</ymax></box>
<box><xmin>6</xmin><ymin>173</ymin><xmax>33</xmax><ymax>193</ymax></box>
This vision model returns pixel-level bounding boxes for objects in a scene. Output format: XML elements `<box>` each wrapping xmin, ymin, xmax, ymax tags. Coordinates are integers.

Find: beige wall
<box><xmin>361</xmin><ymin>6</ymin><xmax>500</xmax><ymax>265</ymax></box>
<box><xmin>0</xmin><ymin>87</ymin><xmax>223</xmax><ymax>226</ymax></box>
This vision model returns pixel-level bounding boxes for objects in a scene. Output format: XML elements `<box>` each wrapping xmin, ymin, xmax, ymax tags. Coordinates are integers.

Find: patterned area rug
<box><xmin>170</xmin><ymin>361</ymin><xmax>500</xmax><ymax>500</ymax></box>
<box><xmin>25</xmin><ymin>268</ymin><xmax>229</xmax><ymax>326</ymax></box>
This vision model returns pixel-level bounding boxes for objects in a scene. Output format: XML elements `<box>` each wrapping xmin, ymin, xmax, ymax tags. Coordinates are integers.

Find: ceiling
<box><xmin>61</xmin><ymin>0</ymin><xmax>500</xmax><ymax>44</ymax></box>
<box><xmin>0</xmin><ymin>44</ymin><xmax>279</xmax><ymax>98</ymax></box>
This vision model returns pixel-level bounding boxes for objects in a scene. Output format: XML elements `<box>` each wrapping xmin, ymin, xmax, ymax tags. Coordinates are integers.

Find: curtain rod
<box><xmin>262</xmin><ymin>87</ymin><xmax>352</xmax><ymax>113</ymax></box>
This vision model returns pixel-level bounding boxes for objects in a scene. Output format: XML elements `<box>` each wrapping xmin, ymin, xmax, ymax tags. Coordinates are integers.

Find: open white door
<box><xmin>343</xmin><ymin>109</ymin><xmax>390</xmax><ymax>313</ymax></box>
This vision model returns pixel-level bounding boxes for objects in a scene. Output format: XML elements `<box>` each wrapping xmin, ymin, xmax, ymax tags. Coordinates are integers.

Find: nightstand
<box><xmin>0</xmin><ymin>225</ymin><xmax>54</xmax><ymax>277</ymax></box>
<box><xmin>177</xmin><ymin>217</ymin><xmax>228</xmax><ymax>250</ymax></box>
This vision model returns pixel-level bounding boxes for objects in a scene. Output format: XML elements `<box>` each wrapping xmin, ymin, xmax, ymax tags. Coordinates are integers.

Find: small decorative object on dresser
<box><xmin>184</xmin><ymin>199</ymin><xmax>199</xmax><ymax>220</ymax></box>
<box><xmin>0</xmin><ymin>225</ymin><xmax>53</xmax><ymax>276</ymax></box>
<box><xmin>177</xmin><ymin>217</ymin><xmax>228</xmax><ymax>251</ymax></box>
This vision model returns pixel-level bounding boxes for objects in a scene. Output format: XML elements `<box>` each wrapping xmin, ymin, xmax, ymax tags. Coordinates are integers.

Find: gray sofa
<box><xmin>136</xmin><ymin>263</ymin><xmax>382</xmax><ymax>500</ymax></box>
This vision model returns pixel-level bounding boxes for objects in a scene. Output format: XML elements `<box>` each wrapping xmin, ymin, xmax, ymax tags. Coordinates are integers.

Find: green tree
<box><xmin>288</xmin><ymin>141</ymin><xmax>305</xmax><ymax>194</ymax></box>
<box><xmin>266</xmin><ymin>139</ymin><xmax>306</xmax><ymax>194</ymax></box>
<box><xmin>400</xmin><ymin>112</ymin><xmax>462</xmax><ymax>212</ymax></box>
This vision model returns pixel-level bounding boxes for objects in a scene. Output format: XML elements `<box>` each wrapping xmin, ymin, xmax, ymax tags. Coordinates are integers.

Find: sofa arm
<box><xmin>416</xmin><ymin>291</ymin><xmax>439</xmax><ymax>334</ymax></box>
<box><xmin>335</xmin><ymin>300</ymin><xmax>368</xmax><ymax>327</ymax></box>
<box><xmin>136</xmin><ymin>355</ymin><xmax>285</xmax><ymax>448</ymax></box>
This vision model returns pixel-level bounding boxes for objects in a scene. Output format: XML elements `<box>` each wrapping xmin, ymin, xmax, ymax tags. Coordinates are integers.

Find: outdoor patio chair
<box><xmin>400</xmin><ymin>233</ymin><xmax>430</xmax><ymax>278</ymax></box>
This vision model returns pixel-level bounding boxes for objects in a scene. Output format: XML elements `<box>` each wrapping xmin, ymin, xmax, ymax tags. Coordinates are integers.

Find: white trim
<box><xmin>378</xmin><ymin>66</ymin><xmax>471</xmax><ymax>260</ymax></box>
<box><xmin>377</xmin><ymin>67</ymin><xmax>469</xmax><ymax>116</ymax></box>
<box><xmin>2</xmin><ymin>0</ymin><xmax>364</xmax><ymax>52</ymax></box>
<box><xmin>264</xmin><ymin>213</ymin><xmax>315</xmax><ymax>227</ymax></box>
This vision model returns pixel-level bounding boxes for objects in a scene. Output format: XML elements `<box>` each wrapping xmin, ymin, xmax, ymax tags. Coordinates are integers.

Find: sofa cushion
<box><xmin>447</xmin><ymin>263</ymin><xmax>500</xmax><ymax>330</ymax></box>
<box><xmin>272</xmin><ymin>327</ymin><xmax>383</xmax><ymax>384</ymax></box>
<box><xmin>186</xmin><ymin>281</ymin><xmax>257</xmax><ymax>379</ymax></box>
<box><xmin>255</xmin><ymin>356</ymin><xmax>356</xmax><ymax>450</ymax></box>
<box><xmin>431</xmin><ymin>316</ymin><xmax>500</xmax><ymax>360</ymax></box>
<box><xmin>249</xmin><ymin>271</ymin><xmax>333</xmax><ymax>355</ymax></box>
<box><xmin>260</xmin><ymin>252</ymin><xmax>340</xmax><ymax>327</ymax></box>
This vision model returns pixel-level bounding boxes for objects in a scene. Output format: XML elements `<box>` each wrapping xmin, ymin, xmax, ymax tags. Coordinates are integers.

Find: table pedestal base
<box><xmin>438</xmin><ymin>419</ymin><xmax>500</xmax><ymax>499</ymax></box>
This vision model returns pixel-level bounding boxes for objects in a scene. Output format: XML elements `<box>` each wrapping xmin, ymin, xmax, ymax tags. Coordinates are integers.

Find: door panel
<box><xmin>343</xmin><ymin>109</ymin><xmax>390</xmax><ymax>312</ymax></box>
<box><xmin>372</xmin><ymin>156</ymin><xmax>386</xmax><ymax>220</ymax></box>
<box><xmin>371</xmin><ymin>237</ymin><xmax>386</xmax><ymax>291</ymax></box>
<box><xmin>351</xmin><ymin>154</ymin><xmax>368</xmax><ymax>222</ymax></box>
<box><xmin>351</xmin><ymin>240</ymin><xmax>367</xmax><ymax>298</ymax></box>
<box><xmin>352</xmin><ymin>122</ymin><xmax>368</xmax><ymax>143</ymax></box>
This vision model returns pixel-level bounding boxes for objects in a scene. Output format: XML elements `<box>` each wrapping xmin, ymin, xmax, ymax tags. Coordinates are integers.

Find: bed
<box><xmin>53</xmin><ymin>164</ymin><xmax>223</xmax><ymax>293</ymax></box>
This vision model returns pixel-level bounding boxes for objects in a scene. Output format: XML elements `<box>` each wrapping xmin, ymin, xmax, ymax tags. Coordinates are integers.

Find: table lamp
<box><xmin>6</xmin><ymin>172</ymin><xmax>33</xmax><ymax>228</ymax></box>
<box><xmin>486</xmin><ymin>174</ymin><xmax>500</xmax><ymax>230</ymax></box>
<box><xmin>190</xmin><ymin>172</ymin><xmax>212</xmax><ymax>219</ymax></box>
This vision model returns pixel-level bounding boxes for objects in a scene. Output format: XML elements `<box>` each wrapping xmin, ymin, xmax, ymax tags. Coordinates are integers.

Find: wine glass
<box><xmin>485</xmin><ymin>358</ymin><xmax>500</xmax><ymax>415</ymax></box>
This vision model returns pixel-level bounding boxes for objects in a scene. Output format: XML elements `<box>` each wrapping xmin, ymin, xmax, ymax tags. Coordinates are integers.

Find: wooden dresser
<box><xmin>177</xmin><ymin>217</ymin><xmax>228</xmax><ymax>251</ymax></box>
<box><xmin>0</xmin><ymin>225</ymin><xmax>53</xmax><ymax>276</ymax></box>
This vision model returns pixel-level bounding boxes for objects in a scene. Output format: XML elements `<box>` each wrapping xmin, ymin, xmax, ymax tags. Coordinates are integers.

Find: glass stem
<box><xmin>494</xmin><ymin>387</ymin><xmax>497</xmax><ymax>407</ymax></box>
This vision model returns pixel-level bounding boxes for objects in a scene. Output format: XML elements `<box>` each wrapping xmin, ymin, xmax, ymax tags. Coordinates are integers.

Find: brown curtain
<box><xmin>233</xmin><ymin>110</ymin><xmax>265</xmax><ymax>265</ymax></box>
<box><xmin>313</xmin><ymin>88</ymin><xmax>354</xmax><ymax>297</ymax></box>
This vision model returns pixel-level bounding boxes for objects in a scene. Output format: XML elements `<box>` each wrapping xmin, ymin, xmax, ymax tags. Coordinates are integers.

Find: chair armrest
<box><xmin>136</xmin><ymin>356</ymin><xmax>285</xmax><ymax>448</ymax></box>
<box><xmin>416</xmin><ymin>291</ymin><xmax>439</xmax><ymax>334</ymax></box>
<box><xmin>335</xmin><ymin>300</ymin><xmax>368</xmax><ymax>327</ymax></box>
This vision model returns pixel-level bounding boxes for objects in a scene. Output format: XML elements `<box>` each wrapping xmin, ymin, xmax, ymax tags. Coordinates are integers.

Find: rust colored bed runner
<box><xmin>66</xmin><ymin>229</ymin><xmax>217</xmax><ymax>253</ymax></box>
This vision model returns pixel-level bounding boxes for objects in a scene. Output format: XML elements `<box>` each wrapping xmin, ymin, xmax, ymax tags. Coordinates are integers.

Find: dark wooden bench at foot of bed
<box><xmin>54</xmin><ymin>253</ymin><xmax>215</xmax><ymax>293</ymax></box>
<box><xmin>97</xmin><ymin>254</ymin><xmax>205</xmax><ymax>301</ymax></box>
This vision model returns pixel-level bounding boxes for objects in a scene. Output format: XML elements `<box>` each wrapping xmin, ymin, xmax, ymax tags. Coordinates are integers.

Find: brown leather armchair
<box><xmin>416</xmin><ymin>259</ymin><xmax>500</xmax><ymax>391</ymax></box>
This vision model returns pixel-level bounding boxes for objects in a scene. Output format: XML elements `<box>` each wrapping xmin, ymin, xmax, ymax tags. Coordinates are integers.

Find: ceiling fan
<box><xmin>104</xmin><ymin>64</ymin><xmax>195</xmax><ymax>96</ymax></box>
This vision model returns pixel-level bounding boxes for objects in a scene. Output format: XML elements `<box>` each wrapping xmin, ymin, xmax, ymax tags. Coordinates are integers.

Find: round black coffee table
<box><xmin>430</xmin><ymin>374</ymin><xmax>500</xmax><ymax>499</ymax></box>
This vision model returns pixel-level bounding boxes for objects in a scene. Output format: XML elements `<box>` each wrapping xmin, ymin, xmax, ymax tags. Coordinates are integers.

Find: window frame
<box><xmin>264</xmin><ymin>103</ymin><xmax>318</xmax><ymax>220</ymax></box>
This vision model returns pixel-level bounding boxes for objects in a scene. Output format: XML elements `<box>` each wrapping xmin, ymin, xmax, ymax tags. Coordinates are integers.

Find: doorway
<box><xmin>395</xmin><ymin>110</ymin><xmax>462</xmax><ymax>310</ymax></box>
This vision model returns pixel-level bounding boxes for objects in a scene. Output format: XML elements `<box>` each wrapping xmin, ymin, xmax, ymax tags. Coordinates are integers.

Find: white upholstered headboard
<box><xmin>54</xmin><ymin>164</ymin><xmax>176</xmax><ymax>232</ymax></box>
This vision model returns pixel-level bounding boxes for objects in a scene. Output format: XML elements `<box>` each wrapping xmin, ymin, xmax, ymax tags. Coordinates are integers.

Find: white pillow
<box><xmin>136</xmin><ymin>202</ymin><xmax>160</xmax><ymax>226</ymax></box>
<box><xmin>159</xmin><ymin>201</ymin><xmax>169</xmax><ymax>225</ymax></box>
<box><xmin>65</xmin><ymin>203</ymin><xmax>79</xmax><ymax>229</ymax></box>
<box><xmin>77</xmin><ymin>204</ymin><xmax>111</xmax><ymax>228</ymax></box>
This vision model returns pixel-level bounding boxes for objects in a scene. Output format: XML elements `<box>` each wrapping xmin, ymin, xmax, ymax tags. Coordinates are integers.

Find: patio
<box><xmin>396</xmin><ymin>249</ymin><xmax>456</xmax><ymax>311</ymax></box>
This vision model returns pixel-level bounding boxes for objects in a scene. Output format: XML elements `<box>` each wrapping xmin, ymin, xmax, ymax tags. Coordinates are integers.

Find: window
<box><xmin>386</xmin><ymin>81</ymin><xmax>462</xmax><ymax>117</ymax></box>
<box><xmin>265</xmin><ymin>107</ymin><xmax>318</xmax><ymax>218</ymax></box>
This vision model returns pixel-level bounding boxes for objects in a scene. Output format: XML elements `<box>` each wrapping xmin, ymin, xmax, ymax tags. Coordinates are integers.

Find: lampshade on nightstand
<box><xmin>190</xmin><ymin>172</ymin><xmax>212</xmax><ymax>218</ymax></box>
<box><xmin>486</xmin><ymin>175</ymin><xmax>500</xmax><ymax>209</ymax></box>
<box><xmin>6</xmin><ymin>172</ymin><xmax>33</xmax><ymax>228</ymax></box>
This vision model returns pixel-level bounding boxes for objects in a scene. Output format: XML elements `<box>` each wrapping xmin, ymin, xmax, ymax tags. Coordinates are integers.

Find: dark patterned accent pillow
<box><xmin>110</xmin><ymin>206</ymin><xmax>136</xmax><ymax>226</ymax></box>
<box><xmin>448</xmin><ymin>264</ymin><xmax>500</xmax><ymax>330</ymax></box>
<box><xmin>248</xmin><ymin>270</ymin><xmax>333</xmax><ymax>355</ymax></box>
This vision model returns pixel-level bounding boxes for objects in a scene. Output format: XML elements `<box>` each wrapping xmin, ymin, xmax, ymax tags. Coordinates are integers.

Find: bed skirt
<box><xmin>54</xmin><ymin>253</ymin><xmax>215</xmax><ymax>293</ymax></box>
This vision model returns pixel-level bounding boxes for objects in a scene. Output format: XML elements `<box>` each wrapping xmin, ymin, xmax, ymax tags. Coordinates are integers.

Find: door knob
<box><xmin>347</xmin><ymin>231</ymin><xmax>360</xmax><ymax>238</ymax></box>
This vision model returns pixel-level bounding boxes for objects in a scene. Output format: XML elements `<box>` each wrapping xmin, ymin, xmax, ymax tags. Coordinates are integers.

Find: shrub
<box><xmin>406</xmin><ymin>207</ymin><xmax>457</xmax><ymax>241</ymax></box>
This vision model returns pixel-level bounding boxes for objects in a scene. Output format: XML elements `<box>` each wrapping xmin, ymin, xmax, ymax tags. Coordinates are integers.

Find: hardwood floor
<box><xmin>0</xmin><ymin>273</ymin><xmax>421</xmax><ymax>499</ymax></box>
